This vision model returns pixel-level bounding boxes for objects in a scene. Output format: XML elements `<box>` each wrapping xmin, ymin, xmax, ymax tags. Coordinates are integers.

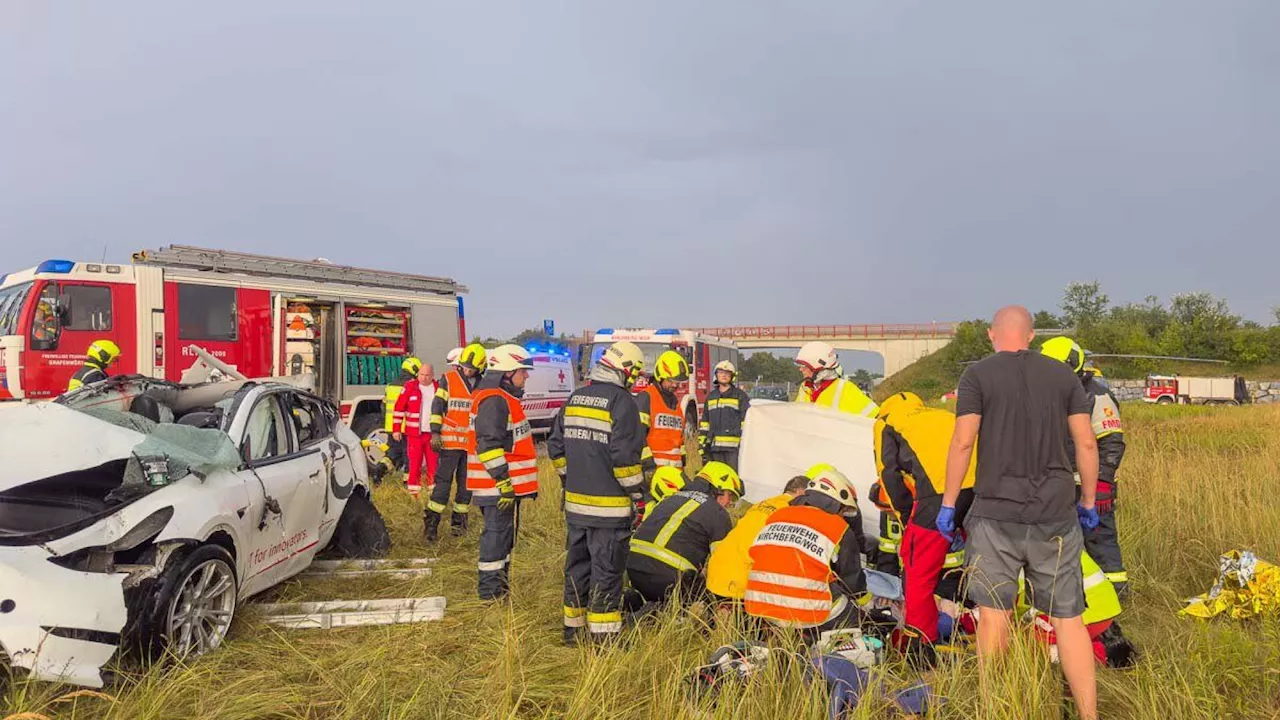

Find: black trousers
<box><xmin>626</xmin><ymin>555</ymin><xmax>705</xmax><ymax>605</ymax></box>
<box><xmin>477</xmin><ymin>500</ymin><xmax>521</xmax><ymax>600</ymax></box>
<box><xmin>428</xmin><ymin>449</ymin><xmax>471</xmax><ymax>516</ymax></box>
<box><xmin>564</xmin><ymin>524</ymin><xmax>631</xmax><ymax>636</ymax></box>
<box><xmin>386</xmin><ymin>436</ymin><xmax>407</xmax><ymax>471</ymax></box>
<box><xmin>707</xmin><ymin>449</ymin><xmax>740</xmax><ymax>473</ymax></box>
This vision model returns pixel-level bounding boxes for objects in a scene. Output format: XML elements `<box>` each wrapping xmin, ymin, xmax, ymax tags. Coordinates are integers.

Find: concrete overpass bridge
<box><xmin>688</xmin><ymin>323</ymin><xmax>956</xmax><ymax>377</ymax></box>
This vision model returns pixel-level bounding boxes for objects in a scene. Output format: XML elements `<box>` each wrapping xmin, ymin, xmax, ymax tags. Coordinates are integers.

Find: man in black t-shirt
<box><xmin>939</xmin><ymin>306</ymin><xmax>1101</xmax><ymax>720</ymax></box>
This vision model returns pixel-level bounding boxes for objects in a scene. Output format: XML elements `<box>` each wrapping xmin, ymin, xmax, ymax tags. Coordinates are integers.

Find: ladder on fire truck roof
<box><xmin>132</xmin><ymin>245</ymin><xmax>467</xmax><ymax>296</ymax></box>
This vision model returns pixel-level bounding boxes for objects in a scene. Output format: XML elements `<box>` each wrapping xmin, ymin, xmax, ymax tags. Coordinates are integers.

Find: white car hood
<box><xmin>0</xmin><ymin>402</ymin><xmax>145</xmax><ymax>492</ymax></box>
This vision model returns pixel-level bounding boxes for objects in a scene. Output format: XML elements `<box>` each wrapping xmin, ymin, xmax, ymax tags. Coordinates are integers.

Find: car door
<box><xmin>281</xmin><ymin>391</ymin><xmax>351</xmax><ymax>551</ymax></box>
<box><xmin>235</xmin><ymin>391</ymin><xmax>327</xmax><ymax>596</ymax></box>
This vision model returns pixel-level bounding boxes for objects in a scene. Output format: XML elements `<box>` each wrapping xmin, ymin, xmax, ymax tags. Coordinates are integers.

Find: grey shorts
<box><xmin>964</xmin><ymin>515</ymin><xmax>1085</xmax><ymax>618</ymax></box>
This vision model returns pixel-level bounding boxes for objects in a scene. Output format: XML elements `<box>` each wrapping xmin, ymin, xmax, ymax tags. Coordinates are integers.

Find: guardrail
<box><xmin>689</xmin><ymin>323</ymin><xmax>957</xmax><ymax>340</ymax></box>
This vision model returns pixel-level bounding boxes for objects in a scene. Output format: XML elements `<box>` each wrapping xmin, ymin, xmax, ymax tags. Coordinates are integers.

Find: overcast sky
<box><xmin>3</xmin><ymin>1</ymin><xmax>1277</xmax><ymax>359</ymax></box>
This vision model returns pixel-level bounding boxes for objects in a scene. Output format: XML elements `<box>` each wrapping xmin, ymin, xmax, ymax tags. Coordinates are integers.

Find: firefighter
<box><xmin>744</xmin><ymin>464</ymin><xmax>868</xmax><ymax>639</ymax></box>
<box><xmin>546</xmin><ymin>341</ymin><xmax>646</xmax><ymax>645</ymax></box>
<box><xmin>424</xmin><ymin>343</ymin><xmax>487</xmax><ymax>541</ymax></box>
<box><xmin>1041</xmin><ymin>337</ymin><xmax>1129</xmax><ymax>597</ymax></box>
<box><xmin>636</xmin><ymin>350</ymin><xmax>689</xmax><ymax>486</ymax></box>
<box><xmin>376</xmin><ymin>357</ymin><xmax>421</xmax><ymax>479</ymax></box>
<box><xmin>66</xmin><ymin>340</ymin><xmax>121</xmax><ymax>393</ymax></box>
<box><xmin>793</xmin><ymin>341</ymin><xmax>878</xmax><ymax>418</ymax></box>
<box><xmin>467</xmin><ymin>344</ymin><xmax>540</xmax><ymax>601</ymax></box>
<box><xmin>626</xmin><ymin>461</ymin><xmax>741</xmax><ymax>605</ymax></box>
<box><xmin>873</xmin><ymin>391</ymin><xmax>976</xmax><ymax>664</ymax></box>
<box><xmin>32</xmin><ymin>300</ymin><xmax>58</xmax><ymax>345</ymax></box>
<box><xmin>392</xmin><ymin>361</ymin><xmax>438</xmax><ymax>497</ymax></box>
<box><xmin>705</xmin><ymin>474</ymin><xmax>810</xmax><ymax>602</ymax></box>
<box><xmin>643</xmin><ymin>466</ymin><xmax>687</xmax><ymax>521</ymax></box>
<box><xmin>699</xmin><ymin>360</ymin><xmax>751</xmax><ymax>471</ymax></box>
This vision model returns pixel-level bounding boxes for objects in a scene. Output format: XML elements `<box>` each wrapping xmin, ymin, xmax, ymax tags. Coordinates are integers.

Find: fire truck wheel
<box><xmin>325</xmin><ymin>490</ymin><xmax>392</xmax><ymax>559</ymax></box>
<box><xmin>1156</xmin><ymin>396</ymin><xmax>1174</xmax><ymax>405</ymax></box>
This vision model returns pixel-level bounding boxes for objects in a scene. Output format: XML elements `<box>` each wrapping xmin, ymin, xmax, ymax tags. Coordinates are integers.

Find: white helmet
<box><xmin>805</xmin><ymin>463</ymin><xmax>858</xmax><ymax>508</ymax></box>
<box><xmin>795</xmin><ymin>341</ymin><xmax>841</xmax><ymax>376</ymax></box>
<box><xmin>488</xmin><ymin>344</ymin><xmax>535</xmax><ymax>372</ymax></box>
<box><xmin>445</xmin><ymin>347</ymin><xmax>463</xmax><ymax>366</ymax></box>
<box><xmin>598</xmin><ymin>341</ymin><xmax>645</xmax><ymax>385</ymax></box>
<box><xmin>714</xmin><ymin>360</ymin><xmax>737</xmax><ymax>377</ymax></box>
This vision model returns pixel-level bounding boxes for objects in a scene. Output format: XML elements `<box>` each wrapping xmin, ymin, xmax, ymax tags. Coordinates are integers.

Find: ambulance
<box><xmin>521</xmin><ymin>342</ymin><xmax>575</xmax><ymax>435</ymax></box>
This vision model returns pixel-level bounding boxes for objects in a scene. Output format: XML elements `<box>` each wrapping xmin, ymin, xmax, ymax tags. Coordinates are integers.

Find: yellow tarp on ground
<box><xmin>1181</xmin><ymin>550</ymin><xmax>1280</xmax><ymax>620</ymax></box>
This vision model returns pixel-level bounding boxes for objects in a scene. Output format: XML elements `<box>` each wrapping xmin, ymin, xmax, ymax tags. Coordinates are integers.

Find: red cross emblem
<box><xmin>558</xmin><ymin>369</ymin><xmax>566</xmax><ymax>383</ymax></box>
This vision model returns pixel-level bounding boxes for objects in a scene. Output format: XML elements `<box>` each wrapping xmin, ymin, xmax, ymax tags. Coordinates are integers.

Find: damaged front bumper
<box><xmin>0</xmin><ymin>545</ymin><xmax>128</xmax><ymax>688</ymax></box>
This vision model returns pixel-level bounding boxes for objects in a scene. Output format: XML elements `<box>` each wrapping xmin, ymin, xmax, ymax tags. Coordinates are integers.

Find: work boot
<box><xmin>450</xmin><ymin>513</ymin><xmax>469</xmax><ymax>536</ymax></box>
<box><xmin>562</xmin><ymin>626</ymin><xmax>583</xmax><ymax>647</ymax></box>
<box><xmin>422</xmin><ymin>510</ymin><xmax>442</xmax><ymax>543</ymax></box>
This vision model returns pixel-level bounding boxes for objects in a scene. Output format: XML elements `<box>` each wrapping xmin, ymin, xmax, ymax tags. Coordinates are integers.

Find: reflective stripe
<box><xmin>640</xmin><ymin>446</ymin><xmax>654</xmax><ymax>460</ymax></box>
<box><xmin>483</xmin><ymin>456</ymin><xmax>508</xmax><ymax>471</ymax></box>
<box><xmin>509</xmin><ymin>459</ymin><xmax>539</xmax><ymax>473</ymax></box>
<box><xmin>629</xmin><ymin>540</ymin><xmax>695</xmax><ymax>572</ymax></box>
<box><xmin>1103</xmin><ymin>571</ymin><xmax>1128</xmax><ymax>584</ymax></box>
<box><xmin>478</xmin><ymin>557</ymin><xmax>509</xmax><ymax>572</ymax></box>
<box><xmin>707</xmin><ymin>398</ymin><xmax>740</xmax><ymax>409</ymax></box>
<box><xmin>563</xmin><ymin>607</ymin><xmax>587</xmax><ymax>628</ymax></box>
<box><xmin>552</xmin><ymin>456</ymin><xmax>567</xmax><ymax>469</ymax></box>
<box><xmin>565</xmin><ymin>406</ymin><xmax>612</xmax><ymax>423</ymax></box>
<box><xmin>427</xmin><ymin>500</ymin><xmax>447</xmax><ymax>513</ymax></box>
<box><xmin>565</xmin><ymin>492</ymin><xmax>630</xmax><ymax>507</ymax></box>
<box><xmin>654</xmin><ymin>500</ymin><xmax>700</xmax><ymax>547</ymax></box>
<box><xmin>566</xmin><ymin>502</ymin><xmax>632</xmax><ymax>518</ymax></box>
<box><xmin>743</xmin><ymin>590</ymin><xmax>831</xmax><ymax>612</ymax></box>
<box><xmin>429</xmin><ymin>414</ymin><xmax>444</xmax><ymax>425</ymax></box>
<box><xmin>653</xmin><ymin>457</ymin><xmax>682</xmax><ymax>468</ymax></box>
<box><xmin>712</xmin><ymin>436</ymin><xmax>740</xmax><ymax>447</ymax></box>
<box><xmin>587</xmin><ymin>612</ymin><xmax>622</xmax><ymax>634</ymax></box>
<box><xmin>638</xmin><ymin>412</ymin><xmax>651</xmax><ymax>426</ymax></box>
<box><xmin>747</xmin><ymin>571</ymin><xmax>830</xmax><ymax>593</ymax></box>
<box><xmin>1083</xmin><ymin>571</ymin><xmax>1107</xmax><ymax>590</ymax></box>
<box><xmin>613</xmin><ymin>465</ymin><xmax>642</xmax><ymax>479</ymax></box>
<box><xmin>878</xmin><ymin>539</ymin><xmax>899</xmax><ymax>553</ymax></box>
<box><xmin>478</xmin><ymin>448</ymin><xmax>506</xmax><ymax>463</ymax></box>
<box><xmin>564</xmin><ymin>415</ymin><xmax>612</xmax><ymax>433</ymax></box>
<box><xmin>943</xmin><ymin>550</ymin><xmax>965</xmax><ymax>568</ymax></box>
<box><xmin>860</xmin><ymin>402</ymin><xmax>878</xmax><ymax>418</ymax></box>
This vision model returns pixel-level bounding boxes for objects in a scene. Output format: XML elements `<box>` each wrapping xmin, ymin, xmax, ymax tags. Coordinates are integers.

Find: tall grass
<box><xmin>5</xmin><ymin>405</ymin><xmax>1280</xmax><ymax>719</ymax></box>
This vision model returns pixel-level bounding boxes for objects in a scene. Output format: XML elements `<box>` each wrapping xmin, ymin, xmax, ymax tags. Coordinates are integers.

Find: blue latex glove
<box><xmin>1077</xmin><ymin>503</ymin><xmax>1100</xmax><ymax>530</ymax></box>
<box><xmin>936</xmin><ymin>505</ymin><xmax>957</xmax><ymax>543</ymax></box>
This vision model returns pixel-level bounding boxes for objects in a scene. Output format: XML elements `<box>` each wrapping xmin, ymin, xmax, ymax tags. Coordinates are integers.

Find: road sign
<box><xmin>543</xmin><ymin>319</ymin><xmax>554</xmax><ymax>337</ymax></box>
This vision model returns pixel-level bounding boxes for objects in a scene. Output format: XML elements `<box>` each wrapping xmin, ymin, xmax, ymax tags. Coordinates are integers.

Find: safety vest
<box><xmin>706</xmin><ymin>494</ymin><xmax>794</xmax><ymax>599</ymax></box>
<box><xmin>383</xmin><ymin>384</ymin><xmax>405</xmax><ymax>432</ymax></box>
<box><xmin>630</xmin><ymin>492</ymin><xmax>708</xmax><ymax>573</ymax></box>
<box><xmin>643</xmin><ymin>385</ymin><xmax>684</xmax><ymax>468</ymax></box>
<box><xmin>440</xmin><ymin>369</ymin><xmax>475</xmax><ymax>451</ymax></box>
<box><xmin>744</xmin><ymin>505</ymin><xmax>851</xmax><ymax>628</ymax></box>
<box><xmin>466</xmin><ymin>389</ymin><xmax>539</xmax><ymax>498</ymax></box>
<box><xmin>796</xmin><ymin>377</ymin><xmax>878</xmax><ymax>418</ymax></box>
<box><xmin>1022</xmin><ymin>552</ymin><xmax>1121</xmax><ymax>627</ymax></box>
<box><xmin>66</xmin><ymin>364</ymin><xmax>107</xmax><ymax>393</ymax></box>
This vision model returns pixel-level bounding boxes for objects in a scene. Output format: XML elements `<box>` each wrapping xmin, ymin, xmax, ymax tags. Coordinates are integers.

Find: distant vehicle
<box><xmin>522</xmin><ymin>343</ymin><xmax>574</xmax><ymax>434</ymax></box>
<box><xmin>749</xmin><ymin>386</ymin><xmax>789</xmax><ymax>402</ymax></box>
<box><xmin>579</xmin><ymin>328</ymin><xmax>741</xmax><ymax>440</ymax></box>
<box><xmin>1144</xmin><ymin>375</ymin><xmax>1249</xmax><ymax>405</ymax></box>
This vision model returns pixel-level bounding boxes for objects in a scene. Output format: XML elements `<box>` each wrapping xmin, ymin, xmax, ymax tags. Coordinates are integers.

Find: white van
<box><xmin>522</xmin><ymin>349</ymin><xmax>575</xmax><ymax>435</ymax></box>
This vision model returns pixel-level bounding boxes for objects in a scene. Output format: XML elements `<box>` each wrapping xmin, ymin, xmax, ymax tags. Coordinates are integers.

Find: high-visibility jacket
<box><xmin>706</xmin><ymin>493</ymin><xmax>794</xmax><ymax>599</ymax></box>
<box><xmin>392</xmin><ymin>380</ymin><xmax>435</xmax><ymax>436</ymax></box>
<box><xmin>466</xmin><ymin>374</ymin><xmax>539</xmax><ymax>502</ymax></box>
<box><xmin>383</xmin><ymin>384</ymin><xmax>406</xmax><ymax>432</ymax></box>
<box><xmin>629</xmin><ymin>479</ymin><xmax>733</xmax><ymax>575</ymax></box>
<box><xmin>1066</xmin><ymin>377</ymin><xmax>1127</xmax><ymax>484</ymax></box>
<box><xmin>636</xmin><ymin>384</ymin><xmax>684</xmax><ymax>469</ymax></box>
<box><xmin>1023</xmin><ymin>551</ymin><xmax>1122</xmax><ymax>628</ymax></box>
<box><xmin>795</xmin><ymin>377</ymin><xmax>878</xmax><ymax>419</ymax></box>
<box><xmin>699</xmin><ymin>384</ymin><xmax>751</xmax><ymax>451</ymax></box>
<box><xmin>744</xmin><ymin>502</ymin><xmax>858</xmax><ymax>628</ymax></box>
<box><xmin>431</xmin><ymin>369</ymin><xmax>479</xmax><ymax>451</ymax></box>
<box><xmin>875</xmin><ymin>405</ymin><xmax>976</xmax><ymax>533</ymax></box>
<box><xmin>546</xmin><ymin>379</ymin><xmax>646</xmax><ymax>529</ymax></box>
<box><xmin>66</xmin><ymin>363</ymin><xmax>108</xmax><ymax>393</ymax></box>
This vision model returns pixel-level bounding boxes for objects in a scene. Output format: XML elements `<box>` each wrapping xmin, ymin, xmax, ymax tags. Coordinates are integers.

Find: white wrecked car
<box><xmin>0</xmin><ymin>373</ymin><xmax>391</xmax><ymax>687</ymax></box>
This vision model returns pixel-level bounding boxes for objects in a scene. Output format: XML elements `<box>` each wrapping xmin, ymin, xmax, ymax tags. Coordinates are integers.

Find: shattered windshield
<box><xmin>0</xmin><ymin>281</ymin><xmax>33</xmax><ymax>336</ymax></box>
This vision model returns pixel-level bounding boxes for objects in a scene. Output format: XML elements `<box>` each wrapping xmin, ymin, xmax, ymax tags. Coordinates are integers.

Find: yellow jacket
<box><xmin>795</xmin><ymin>377</ymin><xmax>878</xmax><ymax>418</ymax></box>
<box><xmin>705</xmin><ymin>493</ymin><xmax>795</xmax><ymax>599</ymax></box>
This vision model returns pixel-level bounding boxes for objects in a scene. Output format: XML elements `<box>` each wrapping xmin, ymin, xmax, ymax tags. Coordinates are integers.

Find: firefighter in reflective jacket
<box><xmin>467</xmin><ymin>344</ymin><xmax>539</xmax><ymax>601</ymax></box>
<box><xmin>627</xmin><ymin>462</ymin><xmax>741</xmax><ymax>604</ymax></box>
<box><xmin>637</xmin><ymin>350</ymin><xmax>688</xmax><ymax>480</ymax></box>
<box><xmin>66</xmin><ymin>340</ymin><xmax>121</xmax><ymax>393</ymax></box>
<box><xmin>745</xmin><ymin>464</ymin><xmax>868</xmax><ymax>637</ymax></box>
<box><xmin>873</xmin><ymin>392</ymin><xmax>976</xmax><ymax>658</ymax></box>
<box><xmin>546</xmin><ymin>341</ymin><xmax>646</xmax><ymax>644</ymax></box>
<box><xmin>424</xmin><ymin>344</ymin><xmax>486</xmax><ymax>541</ymax></box>
<box><xmin>1042</xmin><ymin>337</ymin><xmax>1129</xmax><ymax>597</ymax></box>
<box><xmin>699</xmin><ymin>360</ymin><xmax>751</xmax><ymax>471</ymax></box>
<box><xmin>376</xmin><ymin>357</ymin><xmax>421</xmax><ymax>478</ymax></box>
<box><xmin>793</xmin><ymin>341</ymin><xmax>878</xmax><ymax>418</ymax></box>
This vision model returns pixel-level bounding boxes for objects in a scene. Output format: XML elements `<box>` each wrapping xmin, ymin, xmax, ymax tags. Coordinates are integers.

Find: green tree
<box><xmin>849</xmin><ymin>368</ymin><xmax>883</xmax><ymax>386</ymax></box>
<box><xmin>1161</xmin><ymin>292</ymin><xmax>1239</xmax><ymax>359</ymax></box>
<box><xmin>1060</xmin><ymin>281</ymin><xmax>1110</xmax><ymax>329</ymax></box>
<box><xmin>1272</xmin><ymin>306</ymin><xmax>1280</xmax><ymax>326</ymax></box>
<box><xmin>1033</xmin><ymin>310</ymin><xmax>1061</xmax><ymax>329</ymax></box>
<box><xmin>739</xmin><ymin>352</ymin><xmax>801</xmax><ymax>384</ymax></box>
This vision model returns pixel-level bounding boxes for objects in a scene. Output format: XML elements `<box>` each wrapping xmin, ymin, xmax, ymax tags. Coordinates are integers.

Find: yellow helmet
<box><xmin>697</xmin><ymin>461</ymin><xmax>744</xmax><ymax>500</ymax></box>
<box><xmin>804</xmin><ymin>463</ymin><xmax>857</xmax><ymax>508</ymax></box>
<box><xmin>459</xmin><ymin>343</ymin><xmax>487</xmax><ymax>372</ymax></box>
<box><xmin>1040</xmin><ymin>336</ymin><xmax>1085</xmax><ymax>374</ymax></box>
<box><xmin>875</xmin><ymin>391</ymin><xmax>924</xmax><ymax>421</ymax></box>
<box><xmin>87</xmin><ymin>339</ymin><xmax>121</xmax><ymax>366</ymax></box>
<box><xmin>401</xmin><ymin>356</ymin><xmax>423</xmax><ymax>375</ymax></box>
<box><xmin>650</xmin><ymin>467</ymin><xmax>687</xmax><ymax>503</ymax></box>
<box><xmin>654</xmin><ymin>350</ymin><xmax>690</xmax><ymax>382</ymax></box>
<box><xmin>599</xmin><ymin>341</ymin><xmax>645</xmax><ymax>386</ymax></box>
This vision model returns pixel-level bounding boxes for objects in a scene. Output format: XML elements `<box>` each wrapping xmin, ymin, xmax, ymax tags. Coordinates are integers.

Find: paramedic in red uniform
<box><xmin>393</xmin><ymin>362</ymin><xmax>438</xmax><ymax>497</ymax></box>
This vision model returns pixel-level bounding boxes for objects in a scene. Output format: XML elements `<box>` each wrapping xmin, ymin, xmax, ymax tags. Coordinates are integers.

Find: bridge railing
<box><xmin>690</xmin><ymin>323</ymin><xmax>957</xmax><ymax>341</ymax></box>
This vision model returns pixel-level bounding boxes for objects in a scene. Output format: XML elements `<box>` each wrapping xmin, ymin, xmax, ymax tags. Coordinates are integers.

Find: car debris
<box><xmin>253</xmin><ymin>597</ymin><xmax>447</xmax><ymax>629</ymax></box>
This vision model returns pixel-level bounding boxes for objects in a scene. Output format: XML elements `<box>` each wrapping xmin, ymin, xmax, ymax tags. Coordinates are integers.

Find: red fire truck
<box><xmin>579</xmin><ymin>328</ymin><xmax>741</xmax><ymax>439</ymax></box>
<box><xmin>0</xmin><ymin>246</ymin><xmax>468</xmax><ymax>442</ymax></box>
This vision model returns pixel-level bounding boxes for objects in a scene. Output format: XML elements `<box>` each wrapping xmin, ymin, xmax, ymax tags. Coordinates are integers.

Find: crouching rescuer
<box><xmin>467</xmin><ymin>344</ymin><xmax>539</xmax><ymax>601</ymax></box>
<box><xmin>626</xmin><ymin>462</ymin><xmax>741</xmax><ymax>604</ymax></box>
<box><xmin>547</xmin><ymin>341</ymin><xmax>647</xmax><ymax>644</ymax></box>
<box><xmin>745</xmin><ymin>464</ymin><xmax>868</xmax><ymax>640</ymax></box>
<box><xmin>424</xmin><ymin>343</ymin><xmax>487</xmax><ymax>541</ymax></box>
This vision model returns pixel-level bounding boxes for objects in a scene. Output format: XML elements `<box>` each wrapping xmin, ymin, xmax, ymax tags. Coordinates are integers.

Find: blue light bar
<box><xmin>596</xmin><ymin>328</ymin><xmax>614</xmax><ymax>335</ymax></box>
<box><xmin>654</xmin><ymin>328</ymin><xmax>679</xmax><ymax>335</ymax></box>
<box><xmin>36</xmin><ymin>259</ymin><xmax>75</xmax><ymax>274</ymax></box>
